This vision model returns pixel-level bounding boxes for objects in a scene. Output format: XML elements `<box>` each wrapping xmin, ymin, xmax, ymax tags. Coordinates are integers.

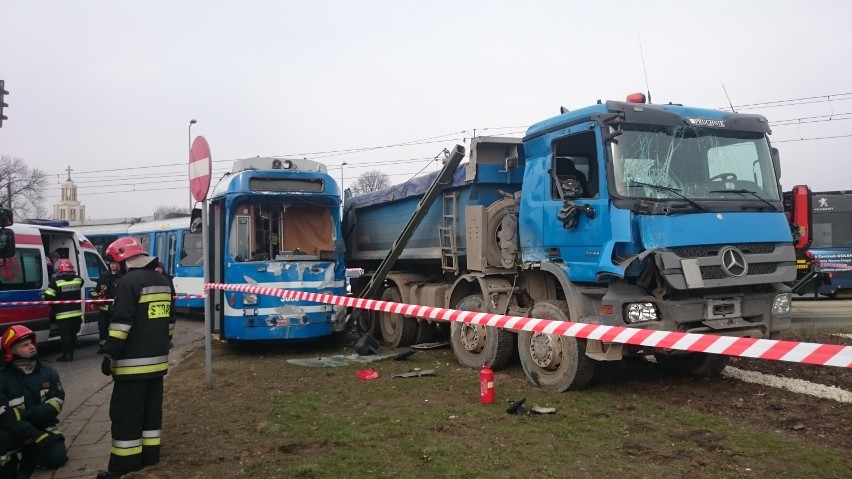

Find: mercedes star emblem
<box><xmin>720</xmin><ymin>246</ymin><xmax>748</xmax><ymax>278</ymax></box>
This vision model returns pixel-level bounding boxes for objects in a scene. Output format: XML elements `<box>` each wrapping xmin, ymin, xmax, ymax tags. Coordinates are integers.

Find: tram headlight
<box><xmin>243</xmin><ymin>293</ymin><xmax>258</xmax><ymax>306</ymax></box>
<box><xmin>625</xmin><ymin>302</ymin><xmax>659</xmax><ymax>323</ymax></box>
<box><xmin>772</xmin><ymin>293</ymin><xmax>792</xmax><ymax>314</ymax></box>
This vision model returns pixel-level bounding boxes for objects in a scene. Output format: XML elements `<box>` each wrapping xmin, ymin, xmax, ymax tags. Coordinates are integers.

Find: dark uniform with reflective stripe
<box><xmin>103</xmin><ymin>264</ymin><xmax>175</xmax><ymax>475</ymax></box>
<box><xmin>42</xmin><ymin>273</ymin><xmax>84</xmax><ymax>359</ymax></box>
<box><xmin>93</xmin><ymin>269</ymin><xmax>123</xmax><ymax>350</ymax></box>
<box><xmin>0</xmin><ymin>360</ymin><xmax>67</xmax><ymax>476</ymax></box>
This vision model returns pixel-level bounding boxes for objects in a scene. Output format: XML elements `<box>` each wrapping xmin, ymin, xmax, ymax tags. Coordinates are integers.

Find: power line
<box><xmin>772</xmin><ymin>134</ymin><xmax>852</xmax><ymax>143</ymax></box>
<box><xmin>39</xmin><ymin>92</ymin><xmax>852</xmax><ymax>202</ymax></box>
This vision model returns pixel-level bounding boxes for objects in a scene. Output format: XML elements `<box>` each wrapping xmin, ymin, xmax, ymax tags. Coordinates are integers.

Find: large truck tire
<box><xmin>378</xmin><ymin>287</ymin><xmax>418</xmax><ymax>347</ymax></box>
<box><xmin>355</xmin><ymin>309</ymin><xmax>382</xmax><ymax>340</ymax></box>
<box><xmin>449</xmin><ymin>294</ymin><xmax>515</xmax><ymax>370</ymax></box>
<box><xmin>518</xmin><ymin>300</ymin><xmax>596</xmax><ymax>392</ymax></box>
<box><xmin>413</xmin><ymin>320</ymin><xmax>435</xmax><ymax>344</ymax></box>
<box><xmin>654</xmin><ymin>353</ymin><xmax>729</xmax><ymax>375</ymax></box>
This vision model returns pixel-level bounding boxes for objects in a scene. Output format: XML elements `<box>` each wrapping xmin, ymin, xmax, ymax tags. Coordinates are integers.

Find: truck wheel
<box><xmin>518</xmin><ymin>300</ymin><xmax>595</xmax><ymax>392</ymax></box>
<box><xmin>654</xmin><ymin>353</ymin><xmax>729</xmax><ymax>375</ymax></box>
<box><xmin>378</xmin><ymin>287</ymin><xmax>417</xmax><ymax>347</ymax></box>
<box><xmin>355</xmin><ymin>309</ymin><xmax>381</xmax><ymax>340</ymax></box>
<box><xmin>413</xmin><ymin>320</ymin><xmax>435</xmax><ymax>344</ymax></box>
<box><xmin>449</xmin><ymin>294</ymin><xmax>515</xmax><ymax>370</ymax></box>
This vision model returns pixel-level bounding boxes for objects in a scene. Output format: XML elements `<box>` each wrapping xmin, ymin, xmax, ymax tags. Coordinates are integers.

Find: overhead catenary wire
<box><xmin>40</xmin><ymin>92</ymin><xmax>852</xmax><ymax>202</ymax></box>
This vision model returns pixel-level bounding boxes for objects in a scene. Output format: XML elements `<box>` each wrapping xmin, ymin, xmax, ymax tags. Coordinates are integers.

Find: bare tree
<box><xmin>0</xmin><ymin>156</ymin><xmax>47</xmax><ymax>220</ymax></box>
<box><xmin>351</xmin><ymin>169</ymin><xmax>391</xmax><ymax>196</ymax></box>
<box><xmin>153</xmin><ymin>204</ymin><xmax>190</xmax><ymax>219</ymax></box>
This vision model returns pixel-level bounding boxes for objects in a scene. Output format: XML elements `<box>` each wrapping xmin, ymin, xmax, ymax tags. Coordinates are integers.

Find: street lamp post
<box><xmin>188</xmin><ymin>119</ymin><xmax>197</xmax><ymax>210</ymax></box>
<box><xmin>340</xmin><ymin>162</ymin><xmax>348</xmax><ymax>217</ymax></box>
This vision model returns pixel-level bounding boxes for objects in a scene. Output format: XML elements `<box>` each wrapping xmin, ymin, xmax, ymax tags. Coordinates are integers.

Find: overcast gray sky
<box><xmin>2</xmin><ymin>0</ymin><xmax>851</xmax><ymax>220</ymax></box>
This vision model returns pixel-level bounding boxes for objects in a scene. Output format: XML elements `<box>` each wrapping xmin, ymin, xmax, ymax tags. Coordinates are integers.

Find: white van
<box><xmin>0</xmin><ymin>221</ymin><xmax>107</xmax><ymax>344</ymax></box>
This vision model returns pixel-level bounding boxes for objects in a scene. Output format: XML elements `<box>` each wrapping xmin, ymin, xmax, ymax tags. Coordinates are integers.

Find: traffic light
<box><xmin>0</xmin><ymin>80</ymin><xmax>8</xmax><ymax>128</ymax></box>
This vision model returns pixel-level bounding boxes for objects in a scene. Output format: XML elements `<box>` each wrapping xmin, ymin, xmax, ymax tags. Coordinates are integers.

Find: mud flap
<box><xmin>585</xmin><ymin>339</ymin><xmax>623</xmax><ymax>361</ymax></box>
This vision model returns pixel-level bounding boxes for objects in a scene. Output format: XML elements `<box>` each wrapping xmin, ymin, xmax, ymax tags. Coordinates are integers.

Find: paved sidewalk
<box><xmin>30</xmin><ymin>383</ymin><xmax>112</xmax><ymax>479</ymax></box>
<box><xmin>29</xmin><ymin>333</ymin><xmax>205</xmax><ymax>479</ymax></box>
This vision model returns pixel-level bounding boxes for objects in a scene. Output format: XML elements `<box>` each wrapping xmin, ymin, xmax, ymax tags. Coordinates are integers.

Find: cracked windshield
<box><xmin>611</xmin><ymin>124</ymin><xmax>781</xmax><ymax>201</ymax></box>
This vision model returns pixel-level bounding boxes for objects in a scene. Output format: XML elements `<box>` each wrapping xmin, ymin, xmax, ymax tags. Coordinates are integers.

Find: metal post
<box><xmin>188</xmin><ymin>119</ymin><xmax>197</xmax><ymax>210</ymax></box>
<box><xmin>202</xmin><ymin>197</ymin><xmax>213</xmax><ymax>389</ymax></box>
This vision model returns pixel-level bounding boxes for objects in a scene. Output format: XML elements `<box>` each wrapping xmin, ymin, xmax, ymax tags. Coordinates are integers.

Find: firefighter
<box><xmin>92</xmin><ymin>258</ymin><xmax>124</xmax><ymax>354</ymax></box>
<box><xmin>42</xmin><ymin>259</ymin><xmax>84</xmax><ymax>362</ymax></box>
<box><xmin>97</xmin><ymin>237</ymin><xmax>175</xmax><ymax>479</ymax></box>
<box><xmin>0</xmin><ymin>325</ymin><xmax>68</xmax><ymax>478</ymax></box>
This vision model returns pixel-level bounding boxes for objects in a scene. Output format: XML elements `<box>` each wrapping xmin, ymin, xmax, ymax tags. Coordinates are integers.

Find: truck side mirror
<box><xmin>0</xmin><ymin>229</ymin><xmax>15</xmax><ymax>259</ymax></box>
<box><xmin>0</xmin><ymin>207</ymin><xmax>12</xmax><ymax>228</ymax></box>
<box><xmin>190</xmin><ymin>208</ymin><xmax>202</xmax><ymax>233</ymax></box>
<box><xmin>770</xmin><ymin>147</ymin><xmax>781</xmax><ymax>180</ymax></box>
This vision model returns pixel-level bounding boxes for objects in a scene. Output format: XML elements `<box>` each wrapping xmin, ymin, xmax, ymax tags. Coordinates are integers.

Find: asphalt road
<box><xmin>791</xmin><ymin>298</ymin><xmax>852</xmax><ymax>329</ymax></box>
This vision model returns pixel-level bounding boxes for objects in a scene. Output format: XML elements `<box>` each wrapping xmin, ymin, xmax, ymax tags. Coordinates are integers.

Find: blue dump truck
<box><xmin>344</xmin><ymin>93</ymin><xmax>797</xmax><ymax>391</ymax></box>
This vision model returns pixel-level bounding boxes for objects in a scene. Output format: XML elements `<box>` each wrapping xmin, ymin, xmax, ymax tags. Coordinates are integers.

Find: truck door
<box><xmin>521</xmin><ymin>124</ymin><xmax>616</xmax><ymax>282</ymax></box>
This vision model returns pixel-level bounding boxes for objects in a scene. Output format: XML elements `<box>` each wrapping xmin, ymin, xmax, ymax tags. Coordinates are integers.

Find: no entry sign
<box><xmin>189</xmin><ymin>136</ymin><xmax>212</xmax><ymax>202</ymax></box>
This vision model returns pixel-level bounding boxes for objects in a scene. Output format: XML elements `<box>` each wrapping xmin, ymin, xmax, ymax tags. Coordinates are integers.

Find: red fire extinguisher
<box><xmin>480</xmin><ymin>362</ymin><xmax>494</xmax><ymax>404</ymax></box>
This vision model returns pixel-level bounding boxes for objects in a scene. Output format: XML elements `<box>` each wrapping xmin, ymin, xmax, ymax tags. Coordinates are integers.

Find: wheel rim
<box><xmin>528</xmin><ymin>332</ymin><xmax>563</xmax><ymax>370</ymax></box>
<box><xmin>459</xmin><ymin>324</ymin><xmax>485</xmax><ymax>352</ymax></box>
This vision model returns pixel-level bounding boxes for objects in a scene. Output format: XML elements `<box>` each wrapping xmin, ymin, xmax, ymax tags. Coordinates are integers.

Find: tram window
<box><xmin>230</xmin><ymin>216</ymin><xmax>252</xmax><ymax>262</ymax></box>
<box><xmin>280</xmin><ymin>205</ymin><xmax>333</xmax><ymax>257</ymax></box>
<box><xmin>180</xmin><ymin>231</ymin><xmax>204</xmax><ymax>266</ymax></box>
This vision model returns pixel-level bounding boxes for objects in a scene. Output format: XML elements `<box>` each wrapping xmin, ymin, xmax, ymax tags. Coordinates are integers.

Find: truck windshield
<box><xmin>610</xmin><ymin>124</ymin><xmax>780</xmax><ymax>202</ymax></box>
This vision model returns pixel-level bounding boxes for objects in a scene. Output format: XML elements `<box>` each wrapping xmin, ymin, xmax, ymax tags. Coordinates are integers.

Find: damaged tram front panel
<box><xmin>206</xmin><ymin>157</ymin><xmax>347</xmax><ymax>341</ymax></box>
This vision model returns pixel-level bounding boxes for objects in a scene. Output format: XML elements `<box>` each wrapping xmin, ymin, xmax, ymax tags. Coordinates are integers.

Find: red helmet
<box><xmin>2</xmin><ymin>325</ymin><xmax>37</xmax><ymax>363</ymax></box>
<box><xmin>56</xmin><ymin>258</ymin><xmax>76</xmax><ymax>274</ymax></box>
<box><xmin>106</xmin><ymin>237</ymin><xmax>146</xmax><ymax>263</ymax></box>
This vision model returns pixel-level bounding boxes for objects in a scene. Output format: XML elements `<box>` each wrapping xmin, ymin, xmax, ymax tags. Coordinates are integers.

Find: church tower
<box><xmin>52</xmin><ymin>166</ymin><xmax>85</xmax><ymax>222</ymax></box>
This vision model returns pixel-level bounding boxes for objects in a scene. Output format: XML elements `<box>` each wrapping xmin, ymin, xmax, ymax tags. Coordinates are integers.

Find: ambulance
<box><xmin>0</xmin><ymin>209</ymin><xmax>107</xmax><ymax>344</ymax></box>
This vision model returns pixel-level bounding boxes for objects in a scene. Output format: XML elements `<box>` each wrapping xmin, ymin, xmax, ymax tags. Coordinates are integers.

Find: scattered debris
<box><xmin>355</xmin><ymin>369</ymin><xmax>379</xmax><ymax>380</ymax></box>
<box><xmin>287</xmin><ymin>353</ymin><xmax>395</xmax><ymax>368</ymax></box>
<box><xmin>505</xmin><ymin>398</ymin><xmax>556</xmax><ymax>415</ymax></box>
<box><xmin>411</xmin><ymin>341</ymin><xmax>451</xmax><ymax>350</ymax></box>
<box><xmin>530</xmin><ymin>406</ymin><xmax>557</xmax><ymax>415</ymax></box>
<box><xmin>355</xmin><ymin>334</ymin><xmax>380</xmax><ymax>355</ymax></box>
<box><xmin>506</xmin><ymin>397</ymin><xmax>527</xmax><ymax>415</ymax></box>
<box><xmin>391</xmin><ymin>368</ymin><xmax>436</xmax><ymax>379</ymax></box>
<box><xmin>392</xmin><ymin>349</ymin><xmax>417</xmax><ymax>361</ymax></box>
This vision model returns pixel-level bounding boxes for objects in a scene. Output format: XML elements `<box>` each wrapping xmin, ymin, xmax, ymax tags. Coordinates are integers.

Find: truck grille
<box><xmin>700</xmin><ymin>263</ymin><xmax>778</xmax><ymax>280</ymax></box>
<box><xmin>671</xmin><ymin>243</ymin><xmax>776</xmax><ymax>258</ymax></box>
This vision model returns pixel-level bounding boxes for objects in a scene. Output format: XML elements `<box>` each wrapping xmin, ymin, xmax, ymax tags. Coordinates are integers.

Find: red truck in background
<box><xmin>783</xmin><ymin>185</ymin><xmax>835</xmax><ymax>298</ymax></box>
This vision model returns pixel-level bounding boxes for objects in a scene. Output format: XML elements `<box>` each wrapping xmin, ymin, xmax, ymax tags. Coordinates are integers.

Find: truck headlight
<box><xmin>625</xmin><ymin>302</ymin><xmax>659</xmax><ymax>323</ymax></box>
<box><xmin>243</xmin><ymin>293</ymin><xmax>258</xmax><ymax>305</ymax></box>
<box><xmin>772</xmin><ymin>293</ymin><xmax>791</xmax><ymax>314</ymax></box>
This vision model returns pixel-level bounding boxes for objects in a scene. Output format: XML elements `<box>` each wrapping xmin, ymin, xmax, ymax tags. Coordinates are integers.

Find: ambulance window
<box><xmin>85</xmin><ymin>251</ymin><xmax>107</xmax><ymax>282</ymax></box>
<box><xmin>0</xmin><ymin>248</ymin><xmax>43</xmax><ymax>291</ymax></box>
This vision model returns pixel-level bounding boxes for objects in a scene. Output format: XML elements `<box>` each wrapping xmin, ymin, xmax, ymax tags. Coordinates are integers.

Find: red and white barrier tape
<box><xmin>0</xmin><ymin>299</ymin><xmax>112</xmax><ymax>307</ymax></box>
<box><xmin>205</xmin><ymin>282</ymin><xmax>852</xmax><ymax>369</ymax></box>
<box><xmin>0</xmin><ymin>294</ymin><xmax>204</xmax><ymax>307</ymax></box>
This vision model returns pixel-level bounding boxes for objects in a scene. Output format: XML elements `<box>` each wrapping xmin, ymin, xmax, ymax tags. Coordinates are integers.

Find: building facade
<box><xmin>52</xmin><ymin>167</ymin><xmax>85</xmax><ymax>222</ymax></box>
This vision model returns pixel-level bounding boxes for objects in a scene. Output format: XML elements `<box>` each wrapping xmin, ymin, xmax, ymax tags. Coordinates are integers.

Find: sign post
<box><xmin>188</xmin><ymin>136</ymin><xmax>214</xmax><ymax>389</ymax></box>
